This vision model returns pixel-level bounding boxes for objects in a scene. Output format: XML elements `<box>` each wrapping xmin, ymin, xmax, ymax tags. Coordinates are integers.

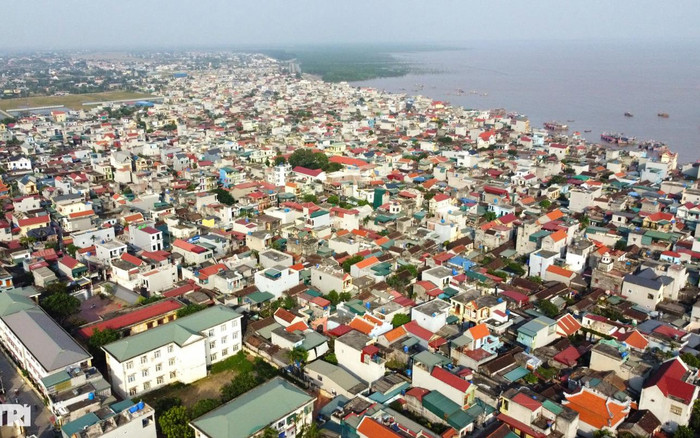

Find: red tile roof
<box><xmin>77</xmin><ymin>299</ymin><xmax>183</xmax><ymax>338</ymax></box>
<box><xmin>431</xmin><ymin>366</ymin><xmax>471</xmax><ymax>392</ymax></box>
<box><xmin>512</xmin><ymin>392</ymin><xmax>543</xmax><ymax>411</ymax></box>
<box><xmin>644</xmin><ymin>358</ymin><xmax>697</xmax><ymax>405</ymax></box>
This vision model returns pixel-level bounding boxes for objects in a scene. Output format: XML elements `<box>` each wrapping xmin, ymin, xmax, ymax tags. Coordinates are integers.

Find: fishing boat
<box><xmin>544</xmin><ymin>121</ymin><xmax>568</xmax><ymax>131</ymax></box>
<box><xmin>624</xmin><ymin>112</ymin><xmax>634</xmax><ymax>117</ymax></box>
<box><xmin>584</xmin><ymin>129</ymin><xmax>592</xmax><ymax>133</ymax></box>
<box><xmin>658</xmin><ymin>112</ymin><xmax>669</xmax><ymax>118</ymax></box>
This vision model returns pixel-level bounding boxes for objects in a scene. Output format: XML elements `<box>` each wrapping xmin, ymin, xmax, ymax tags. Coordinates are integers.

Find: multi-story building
<box><xmin>103</xmin><ymin>305</ymin><xmax>242</xmax><ymax>398</ymax></box>
<box><xmin>60</xmin><ymin>400</ymin><xmax>156</xmax><ymax>438</ymax></box>
<box><xmin>129</xmin><ymin>221</ymin><xmax>164</xmax><ymax>252</ymax></box>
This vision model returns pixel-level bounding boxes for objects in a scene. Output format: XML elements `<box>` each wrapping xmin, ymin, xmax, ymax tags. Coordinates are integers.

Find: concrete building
<box><xmin>60</xmin><ymin>400</ymin><xmax>156</xmax><ymax>438</ymax></box>
<box><xmin>310</xmin><ymin>264</ymin><xmax>352</xmax><ymax>295</ymax></box>
<box><xmin>129</xmin><ymin>222</ymin><xmax>164</xmax><ymax>252</ymax></box>
<box><xmin>335</xmin><ymin>331</ymin><xmax>386</xmax><ymax>384</ymax></box>
<box><xmin>639</xmin><ymin>358</ymin><xmax>699</xmax><ymax>433</ymax></box>
<box><xmin>254</xmin><ymin>266</ymin><xmax>300</xmax><ymax>299</ymax></box>
<box><xmin>190</xmin><ymin>377</ymin><xmax>315</xmax><ymax>438</ymax></box>
<box><xmin>103</xmin><ymin>305</ymin><xmax>242</xmax><ymax>398</ymax></box>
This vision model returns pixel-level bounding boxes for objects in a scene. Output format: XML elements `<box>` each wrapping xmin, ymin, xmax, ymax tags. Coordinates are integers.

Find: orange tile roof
<box><xmin>348</xmin><ymin>317</ymin><xmax>374</xmax><ymax>335</ymax></box>
<box><xmin>546</xmin><ymin>264</ymin><xmax>575</xmax><ymax>278</ymax></box>
<box><xmin>557</xmin><ymin>314</ymin><xmax>582</xmax><ymax>336</ymax></box>
<box><xmin>546</xmin><ymin>209</ymin><xmax>564</xmax><ymax>221</ymax></box>
<box><xmin>354</xmin><ymin>256</ymin><xmax>379</xmax><ymax>270</ymax></box>
<box><xmin>468</xmin><ymin>323</ymin><xmax>490</xmax><ymax>340</ymax></box>
<box><xmin>356</xmin><ymin>418</ymin><xmax>403</xmax><ymax>438</ymax></box>
<box><xmin>620</xmin><ymin>330</ymin><xmax>649</xmax><ymax>350</ymax></box>
<box><xmin>383</xmin><ymin>326</ymin><xmax>407</xmax><ymax>343</ymax></box>
<box><xmin>564</xmin><ymin>388</ymin><xmax>629</xmax><ymax>429</ymax></box>
<box><xmin>549</xmin><ymin>229</ymin><xmax>568</xmax><ymax>243</ymax></box>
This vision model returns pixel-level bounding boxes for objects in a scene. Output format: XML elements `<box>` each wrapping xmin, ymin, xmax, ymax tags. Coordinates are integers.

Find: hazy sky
<box><xmin>5</xmin><ymin>0</ymin><xmax>700</xmax><ymax>50</ymax></box>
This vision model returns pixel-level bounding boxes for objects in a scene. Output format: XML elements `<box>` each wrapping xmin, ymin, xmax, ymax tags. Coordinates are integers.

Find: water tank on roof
<box><xmin>403</xmin><ymin>346</ymin><xmax>409</xmax><ymax>353</ymax></box>
<box><xmin>87</xmin><ymin>392</ymin><xmax>94</xmax><ymax>400</ymax></box>
<box><xmin>366</xmin><ymin>302</ymin><xmax>371</xmax><ymax>309</ymax></box>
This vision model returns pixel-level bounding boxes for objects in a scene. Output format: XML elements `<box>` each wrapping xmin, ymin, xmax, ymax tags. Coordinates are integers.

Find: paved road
<box><xmin>0</xmin><ymin>350</ymin><xmax>55</xmax><ymax>438</ymax></box>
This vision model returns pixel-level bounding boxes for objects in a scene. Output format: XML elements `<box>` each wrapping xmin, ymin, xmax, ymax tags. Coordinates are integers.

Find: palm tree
<box><xmin>286</xmin><ymin>347</ymin><xmax>309</xmax><ymax>368</ymax></box>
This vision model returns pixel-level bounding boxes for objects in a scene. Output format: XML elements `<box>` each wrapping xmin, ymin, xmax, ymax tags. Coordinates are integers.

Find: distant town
<box><xmin>0</xmin><ymin>51</ymin><xmax>699</xmax><ymax>438</ymax></box>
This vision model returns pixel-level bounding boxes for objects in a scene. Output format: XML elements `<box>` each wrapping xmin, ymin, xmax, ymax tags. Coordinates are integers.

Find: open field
<box><xmin>0</xmin><ymin>91</ymin><xmax>154</xmax><ymax>111</ymax></box>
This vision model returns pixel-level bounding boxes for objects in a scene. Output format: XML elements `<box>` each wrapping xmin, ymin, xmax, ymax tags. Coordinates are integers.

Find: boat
<box><xmin>584</xmin><ymin>129</ymin><xmax>592</xmax><ymax>133</ymax></box>
<box><xmin>544</xmin><ymin>121</ymin><xmax>568</xmax><ymax>131</ymax></box>
<box><xmin>658</xmin><ymin>112</ymin><xmax>669</xmax><ymax>118</ymax></box>
<box><xmin>624</xmin><ymin>112</ymin><xmax>634</xmax><ymax>117</ymax></box>
<box><xmin>567</xmin><ymin>119</ymin><xmax>575</xmax><ymax>123</ymax></box>
<box><xmin>601</xmin><ymin>132</ymin><xmax>636</xmax><ymax>145</ymax></box>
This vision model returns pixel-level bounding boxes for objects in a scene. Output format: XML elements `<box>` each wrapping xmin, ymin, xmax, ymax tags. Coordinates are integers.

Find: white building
<box><xmin>129</xmin><ymin>222</ymin><xmax>164</xmax><ymax>252</ymax></box>
<box><xmin>95</xmin><ymin>240</ymin><xmax>128</xmax><ymax>263</ymax></box>
<box><xmin>639</xmin><ymin>358</ymin><xmax>699</xmax><ymax>433</ymax></box>
<box><xmin>310</xmin><ymin>264</ymin><xmax>352</xmax><ymax>295</ymax></box>
<box><xmin>334</xmin><ymin>331</ymin><xmax>386</xmax><ymax>384</ymax></box>
<box><xmin>411</xmin><ymin>300</ymin><xmax>451</xmax><ymax>333</ymax></box>
<box><xmin>254</xmin><ymin>266</ymin><xmax>300</xmax><ymax>299</ymax></box>
<box><xmin>103</xmin><ymin>305</ymin><xmax>242</xmax><ymax>398</ymax></box>
<box><xmin>60</xmin><ymin>400</ymin><xmax>156</xmax><ymax>438</ymax></box>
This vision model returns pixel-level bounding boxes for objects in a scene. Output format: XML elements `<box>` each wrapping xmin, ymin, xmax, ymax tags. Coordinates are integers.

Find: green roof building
<box><xmin>190</xmin><ymin>377</ymin><xmax>316</xmax><ymax>438</ymax></box>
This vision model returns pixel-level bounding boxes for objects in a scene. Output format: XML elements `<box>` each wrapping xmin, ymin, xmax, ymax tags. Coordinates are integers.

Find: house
<box><xmin>499</xmin><ymin>388</ymin><xmax>579</xmax><ymax>438</ymax></box>
<box><xmin>544</xmin><ymin>265</ymin><xmax>576</xmax><ymax>287</ymax></box>
<box><xmin>254</xmin><ymin>266</ymin><xmax>300</xmax><ymax>299</ymax></box>
<box><xmin>259</xmin><ymin>249</ymin><xmax>293</xmax><ymax>269</ymax></box>
<box><xmin>171</xmin><ymin>239</ymin><xmax>214</xmax><ymax>265</ymax></box>
<box><xmin>103</xmin><ymin>305</ymin><xmax>242</xmax><ymax>398</ymax></box>
<box><xmin>335</xmin><ymin>331</ymin><xmax>386</xmax><ymax>383</ymax></box>
<box><xmin>411</xmin><ymin>299</ymin><xmax>451</xmax><ymax>333</ymax></box>
<box><xmin>129</xmin><ymin>223</ymin><xmax>164</xmax><ymax>252</ymax></box>
<box><xmin>189</xmin><ymin>377</ymin><xmax>315</xmax><ymax>438</ymax></box>
<box><xmin>562</xmin><ymin>386</ymin><xmax>630</xmax><ymax>436</ymax></box>
<box><xmin>77</xmin><ymin>299</ymin><xmax>184</xmax><ymax>339</ymax></box>
<box><xmin>17</xmin><ymin>215</ymin><xmax>50</xmax><ymax>237</ymax></box>
<box><xmin>305</xmin><ymin>360</ymin><xmax>367</xmax><ymax>398</ymax></box>
<box><xmin>60</xmin><ymin>400</ymin><xmax>156</xmax><ymax>438</ymax></box>
<box><xmin>310</xmin><ymin>264</ymin><xmax>352</xmax><ymax>295</ymax></box>
<box><xmin>639</xmin><ymin>357</ymin><xmax>700</xmax><ymax>433</ymax></box>
<box><xmin>450</xmin><ymin>293</ymin><xmax>506</xmax><ymax>325</ymax></box>
<box><xmin>58</xmin><ymin>255</ymin><xmax>88</xmax><ymax>280</ymax></box>
<box><xmin>516</xmin><ymin>316</ymin><xmax>559</xmax><ymax>351</ymax></box>
<box><xmin>622</xmin><ymin>268</ymin><xmax>674</xmax><ymax>311</ymax></box>
<box><xmin>411</xmin><ymin>361</ymin><xmax>476</xmax><ymax>407</ymax></box>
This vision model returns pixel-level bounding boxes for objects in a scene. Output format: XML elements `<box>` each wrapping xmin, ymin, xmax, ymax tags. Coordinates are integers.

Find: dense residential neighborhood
<box><xmin>0</xmin><ymin>52</ymin><xmax>700</xmax><ymax>438</ymax></box>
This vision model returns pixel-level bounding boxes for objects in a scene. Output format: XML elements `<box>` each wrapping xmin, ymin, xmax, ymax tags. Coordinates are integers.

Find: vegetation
<box><xmin>322</xmin><ymin>353</ymin><xmax>338</xmax><ymax>365</ymax></box>
<box><xmin>210</xmin><ymin>351</ymin><xmax>255</xmax><ymax>374</ymax></box>
<box><xmin>288</xmin><ymin>148</ymin><xmax>328</xmax><ymax>170</ymax></box>
<box><xmin>341</xmin><ymin>255</ymin><xmax>365</xmax><ymax>273</ymax></box>
<box><xmin>539</xmin><ymin>199</ymin><xmax>552</xmax><ymax>209</ymax></box>
<box><xmin>190</xmin><ymin>398</ymin><xmax>221</xmax><ymax>419</ymax></box>
<box><xmin>324</xmin><ymin>290</ymin><xmax>351</xmax><ymax>306</ymax></box>
<box><xmin>674</xmin><ymin>426</ymin><xmax>694</xmax><ymax>438</ymax></box>
<box><xmin>159</xmin><ymin>405</ymin><xmax>194</xmax><ymax>438</ymax></box>
<box><xmin>210</xmin><ymin>188</ymin><xmax>235</xmax><ymax>206</ymax></box>
<box><xmin>681</xmin><ymin>353</ymin><xmax>700</xmax><ymax>369</ymax></box>
<box><xmin>41</xmin><ymin>292</ymin><xmax>80</xmax><ymax>323</ymax></box>
<box><xmin>177</xmin><ymin>303</ymin><xmax>207</xmax><ymax>318</ymax></box>
<box><xmin>391</xmin><ymin>313</ymin><xmax>411</xmax><ymax>328</ymax></box>
<box><xmin>302</xmin><ymin>194</ymin><xmax>318</xmax><ymax>203</ymax></box>
<box><xmin>88</xmin><ymin>328</ymin><xmax>121</xmax><ymax>354</ymax></box>
<box><xmin>482</xmin><ymin>211</ymin><xmax>497</xmax><ymax>222</ymax></box>
<box><xmin>286</xmin><ymin>347</ymin><xmax>309</xmax><ymax>366</ymax></box>
<box><xmin>0</xmin><ymin>91</ymin><xmax>153</xmax><ymax>111</ymax></box>
<box><xmin>220</xmin><ymin>357</ymin><xmax>278</xmax><ymax>403</ymax></box>
<box><xmin>536</xmin><ymin>299</ymin><xmax>560</xmax><ymax>318</ymax></box>
<box><xmin>138</xmin><ymin>295</ymin><xmax>164</xmax><ymax>305</ymax></box>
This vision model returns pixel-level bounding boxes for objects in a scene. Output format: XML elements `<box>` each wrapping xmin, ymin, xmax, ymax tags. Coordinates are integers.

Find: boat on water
<box><xmin>658</xmin><ymin>112</ymin><xmax>669</xmax><ymax>118</ymax></box>
<box><xmin>584</xmin><ymin>129</ymin><xmax>592</xmax><ymax>133</ymax></box>
<box><xmin>624</xmin><ymin>112</ymin><xmax>634</xmax><ymax>117</ymax></box>
<box><xmin>543</xmin><ymin>121</ymin><xmax>568</xmax><ymax>131</ymax></box>
<box><xmin>567</xmin><ymin>119</ymin><xmax>575</xmax><ymax>123</ymax></box>
<box><xmin>601</xmin><ymin>132</ymin><xmax>636</xmax><ymax>145</ymax></box>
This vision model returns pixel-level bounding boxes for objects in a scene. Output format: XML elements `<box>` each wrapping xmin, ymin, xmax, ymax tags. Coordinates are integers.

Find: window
<box><xmin>502</xmin><ymin>399</ymin><xmax>509</xmax><ymax>411</ymax></box>
<box><xmin>647</xmin><ymin>293</ymin><xmax>655</xmax><ymax>300</ymax></box>
<box><xmin>220</xmin><ymin>324</ymin><xmax>227</xmax><ymax>332</ymax></box>
<box><xmin>670</xmin><ymin>405</ymin><xmax>683</xmax><ymax>416</ymax></box>
<box><xmin>210</xmin><ymin>353</ymin><xmax>217</xmax><ymax>362</ymax></box>
<box><xmin>140</xmin><ymin>355</ymin><xmax>148</xmax><ymax>364</ymax></box>
<box><xmin>222</xmin><ymin>348</ymin><xmax>228</xmax><ymax>356</ymax></box>
<box><xmin>156</xmin><ymin>363</ymin><xmax>162</xmax><ymax>372</ymax></box>
<box><xmin>170</xmin><ymin>371</ymin><xmax>177</xmax><ymax>379</ymax></box>
<box><xmin>157</xmin><ymin>376</ymin><xmax>164</xmax><ymax>385</ymax></box>
<box><xmin>154</xmin><ymin>350</ymin><xmax>161</xmax><ymax>359</ymax></box>
<box><xmin>167</xmin><ymin>345</ymin><xmax>174</xmax><ymax>353</ymax></box>
<box><xmin>127</xmin><ymin>374</ymin><xmax>136</xmax><ymax>383</ymax></box>
<box><xmin>208</xmin><ymin>330</ymin><xmax>215</xmax><ymax>337</ymax></box>
<box><xmin>169</xmin><ymin>358</ymin><xmax>175</xmax><ymax>366</ymax></box>
<box><xmin>126</xmin><ymin>361</ymin><xmax>134</xmax><ymax>370</ymax></box>
<box><xmin>129</xmin><ymin>388</ymin><xmax>137</xmax><ymax>396</ymax></box>
<box><xmin>232</xmin><ymin>344</ymin><xmax>240</xmax><ymax>352</ymax></box>
<box><xmin>209</xmin><ymin>341</ymin><xmax>216</xmax><ymax>349</ymax></box>
<box><xmin>221</xmin><ymin>336</ymin><xmax>228</xmax><ymax>344</ymax></box>
<box><xmin>142</xmin><ymin>369</ymin><xmax>149</xmax><ymax>377</ymax></box>
<box><xmin>143</xmin><ymin>382</ymin><xmax>151</xmax><ymax>391</ymax></box>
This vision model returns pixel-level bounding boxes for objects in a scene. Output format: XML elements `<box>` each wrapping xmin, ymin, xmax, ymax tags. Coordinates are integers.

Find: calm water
<box><xmin>352</xmin><ymin>41</ymin><xmax>700</xmax><ymax>163</ymax></box>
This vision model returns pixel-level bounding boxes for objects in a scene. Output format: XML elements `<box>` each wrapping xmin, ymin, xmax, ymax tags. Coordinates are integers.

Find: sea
<box><xmin>351</xmin><ymin>40</ymin><xmax>700</xmax><ymax>164</ymax></box>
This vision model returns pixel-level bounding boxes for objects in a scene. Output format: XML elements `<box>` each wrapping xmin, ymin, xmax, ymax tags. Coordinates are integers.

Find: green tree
<box><xmin>41</xmin><ymin>292</ymin><xmax>80</xmax><ymax>323</ymax></box>
<box><xmin>482</xmin><ymin>211</ymin><xmax>497</xmax><ymax>222</ymax></box>
<box><xmin>288</xmin><ymin>148</ymin><xmax>328</xmax><ymax>170</ymax></box>
<box><xmin>282</xmin><ymin>295</ymin><xmax>296</xmax><ymax>310</ymax></box>
<box><xmin>220</xmin><ymin>372</ymin><xmax>259</xmax><ymax>402</ymax></box>
<box><xmin>66</xmin><ymin>244</ymin><xmax>78</xmax><ymax>257</ymax></box>
<box><xmin>286</xmin><ymin>346</ymin><xmax>309</xmax><ymax>366</ymax></box>
<box><xmin>190</xmin><ymin>398</ymin><xmax>221</xmax><ymax>419</ymax></box>
<box><xmin>323</xmin><ymin>353</ymin><xmax>338</xmax><ymax>365</ymax></box>
<box><xmin>324</xmin><ymin>162</ymin><xmax>343</xmax><ymax>172</ymax></box>
<box><xmin>614</xmin><ymin>239</ymin><xmax>627</xmax><ymax>251</ymax></box>
<box><xmin>326</xmin><ymin>290</ymin><xmax>340</xmax><ymax>306</ymax></box>
<box><xmin>674</xmin><ymin>426</ymin><xmax>694</xmax><ymax>438</ymax></box>
<box><xmin>88</xmin><ymin>328</ymin><xmax>121</xmax><ymax>353</ymax></box>
<box><xmin>342</xmin><ymin>255</ymin><xmax>365</xmax><ymax>273</ymax></box>
<box><xmin>338</xmin><ymin>291</ymin><xmax>352</xmax><ymax>302</ymax></box>
<box><xmin>391</xmin><ymin>313</ymin><xmax>411</xmax><ymax>328</ymax></box>
<box><xmin>159</xmin><ymin>405</ymin><xmax>194</xmax><ymax>438</ymax></box>
<box><xmin>539</xmin><ymin>199</ymin><xmax>552</xmax><ymax>209</ymax></box>
<box><xmin>274</xmin><ymin>155</ymin><xmax>286</xmax><ymax>165</ymax></box>
<box><xmin>210</xmin><ymin>188</ymin><xmax>235</xmax><ymax>206</ymax></box>
<box><xmin>302</xmin><ymin>422</ymin><xmax>321</xmax><ymax>438</ymax></box>
<box><xmin>327</xmin><ymin>195</ymin><xmax>340</xmax><ymax>205</ymax></box>
<box><xmin>177</xmin><ymin>303</ymin><xmax>207</xmax><ymax>318</ymax></box>
<box><xmin>44</xmin><ymin>281</ymin><xmax>68</xmax><ymax>296</ymax></box>
<box><xmin>261</xmin><ymin>428</ymin><xmax>279</xmax><ymax>438</ymax></box>
<box><xmin>537</xmin><ymin>300</ymin><xmax>560</xmax><ymax>318</ymax></box>
<box><xmin>302</xmin><ymin>194</ymin><xmax>318</xmax><ymax>203</ymax></box>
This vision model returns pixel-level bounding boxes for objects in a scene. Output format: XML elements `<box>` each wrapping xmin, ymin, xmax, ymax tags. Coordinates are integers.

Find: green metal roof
<box><xmin>245</xmin><ymin>291</ymin><xmax>275</xmax><ymax>304</ymax></box>
<box><xmin>413</xmin><ymin>350</ymin><xmax>450</xmax><ymax>370</ymax></box>
<box><xmin>503</xmin><ymin>366</ymin><xmax>530</xmax><ymax>382</ymax></box>
<box><xmin>62</xmin><ymin>412</ymin><xmax>101</xmax><ymax>437</ymax></box>
<box><xmin>310</xmin><ymin>210</ymin><xmax>329</xmax><ymax>218</ymax></box>
<box><xmin>40</xmin><ymin>370</ymin><xmax>71</xmax><ymax>388</ymax></box>
<box><xmin>103</xmin><ymin>305</ymin><xmax>241</xmax><ymax>362</ymax></box>
<box><xmin>190</xmin><ymin>377</ymin><xmax>315</xmax><ymax>438</ymax></box>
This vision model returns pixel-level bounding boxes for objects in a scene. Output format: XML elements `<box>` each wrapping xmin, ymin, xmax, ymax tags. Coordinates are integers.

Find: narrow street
<box><xmin>0</xmin><ymin>351</ymin><xmax>55</xmax><ymax>438</ymax></box>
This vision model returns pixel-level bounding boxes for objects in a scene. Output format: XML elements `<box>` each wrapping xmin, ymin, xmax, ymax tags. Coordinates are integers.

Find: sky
<box><xmin>4</xmin><ymin>0</ymin><xmax>700</xmax><ymax>51</ymax></box>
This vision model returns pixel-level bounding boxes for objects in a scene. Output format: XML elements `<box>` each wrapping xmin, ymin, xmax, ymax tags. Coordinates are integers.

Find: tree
<box><xmin>159</xmin><ymin>405</ymin><xmax>194</xmax><ymax>438</ymax></box>
<box><xmin>302</xmin><ymin>422</ymin><xmax>321</xmax><ymax>438</ymax></box>
<box><xmin>482</xmin><ymin>211</ymin><xmax>497</xmax><ymax>222</ymax></box>
<box><xmin>681</xmin><ymin>353</ymin><xmax>700</xmax><ymax>368</ymax></box>
<box><xmin>674</xmin><ymin>426</ymin><xmax>694</xmax><ymax>438</ymax></box>
<box><xmin>614</xmin><ymin>239</ymin><xmax>628</xmax><ymax>251</ymax></box>
<box><xmin>326</xmin><ymin>290</ymin><xmax>340</xmax><ymax>306</ymax></box>
<box><xmin>327</xmin><ymin>195</ymin><xmax>340</xmax><ymax>205</ymax></box>
<box><xmin>537</xmin><ymin>300</ymin><xmax>559</xmax><ymax>318</ymax></box>
<box><xmin>288</xmin><ymin>148</ymin><xmax>327</xmax><ymax>170</ymax></box>
<box><xmin>190</xmin><ymin>398</ymin><xmax>221</xmax><ymax>419</ymax></box>
<box><xmin>391</xmin><ymin>313</ymin><xmax>411</xmax><ymax>328</ymax></box>
<box><xmin>220</xmin><ymin>371</ymin><xmax>259</xmax><ymax>402</ymax></box>
<box><xmin>210</xmin><ymin>188</ymin><xmax>235</xmax><ymax>206</ymax></box>
<box><xmin>66</xmin><ymin>244</ymin><xmax>78</xmax><ymax>257</ymax></box>
<box><xmin>592</xmin><ymin>430</ymin><xmax>613</xmax><ymax>438</ymax></box>
<box><xmin>41</xmin><ymin>292</ymin><xmax>80</xmax><ymax>323</ymax></box>
<box><xmin>177</xmin><ymin>303</ymin><xmax>207</xmax><ymax>318</ymax></box>
<box><xmin>261</xmin><ymin>428</ymin><xmax>279</xmax><ymax>438</ymax></box>
<box><xmin>274</xmin><ymin>155</ymin><xmax>286</xmax><ymax>166</ymax></box>
<box><xmin>282</xmin><ymin>295</ymin><xmax>296</xmax><ymax>310</ymax></box>
<box><xmin>286</xmin><ymin>346</ymin><xmax>309</xmax><ymax>366</ymax></box>
<box><xmin>539</xmin><ymin>199</ymin><xmax>552</xmax><ymax>209</ymax></box>
<box><xmin>323</xmin><ymin>353</ymin><xmax>338</xmax><ymax>365</ymax></box>
<box><xmin>324</xmin><ymin>162</ymin><xmax>343</xmax><ymax>172</ymax></box>
<box><xmin>88</xmin><ymin>328</ymin><xmax>121</xmax><ymax>353</ymax></box>
<box><xmin>302</xmin><ymin>194</ymin><xmax>318</xmax><ymax>203</ymax></box>
<box><xmin>342</xmin><ymin>255</ymin><xmax>365</xmax><ymax>273</ymax></box>
<box><xmin>338</xmin><ymin>291</ymin><xmax>352</xmax><ymax>302</ymax></box>
<box><xmin>44</xmin><ymin>281</ymin><xmax>68</xmax><ymax>296</ymax></box>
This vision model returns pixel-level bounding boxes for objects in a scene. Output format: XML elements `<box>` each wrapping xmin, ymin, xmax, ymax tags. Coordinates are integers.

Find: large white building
<box><xmin>253</xmin><ymin>266</ymin><xmax>300</xmax><ymax>298</ymax></box>
<box><xmin>640</xmin><ymin>358</ymin><xmax>699</xmax><ymax>432</ymax></box>
<box><xmin>103</xmin><ymin>305</ymin><xmax>242</xmax><ymax>398</ymax></box>
<box><xmin>129</xmin><ymin>222</ymin><xmax>164</xmax><ymax>252</ymax></box>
